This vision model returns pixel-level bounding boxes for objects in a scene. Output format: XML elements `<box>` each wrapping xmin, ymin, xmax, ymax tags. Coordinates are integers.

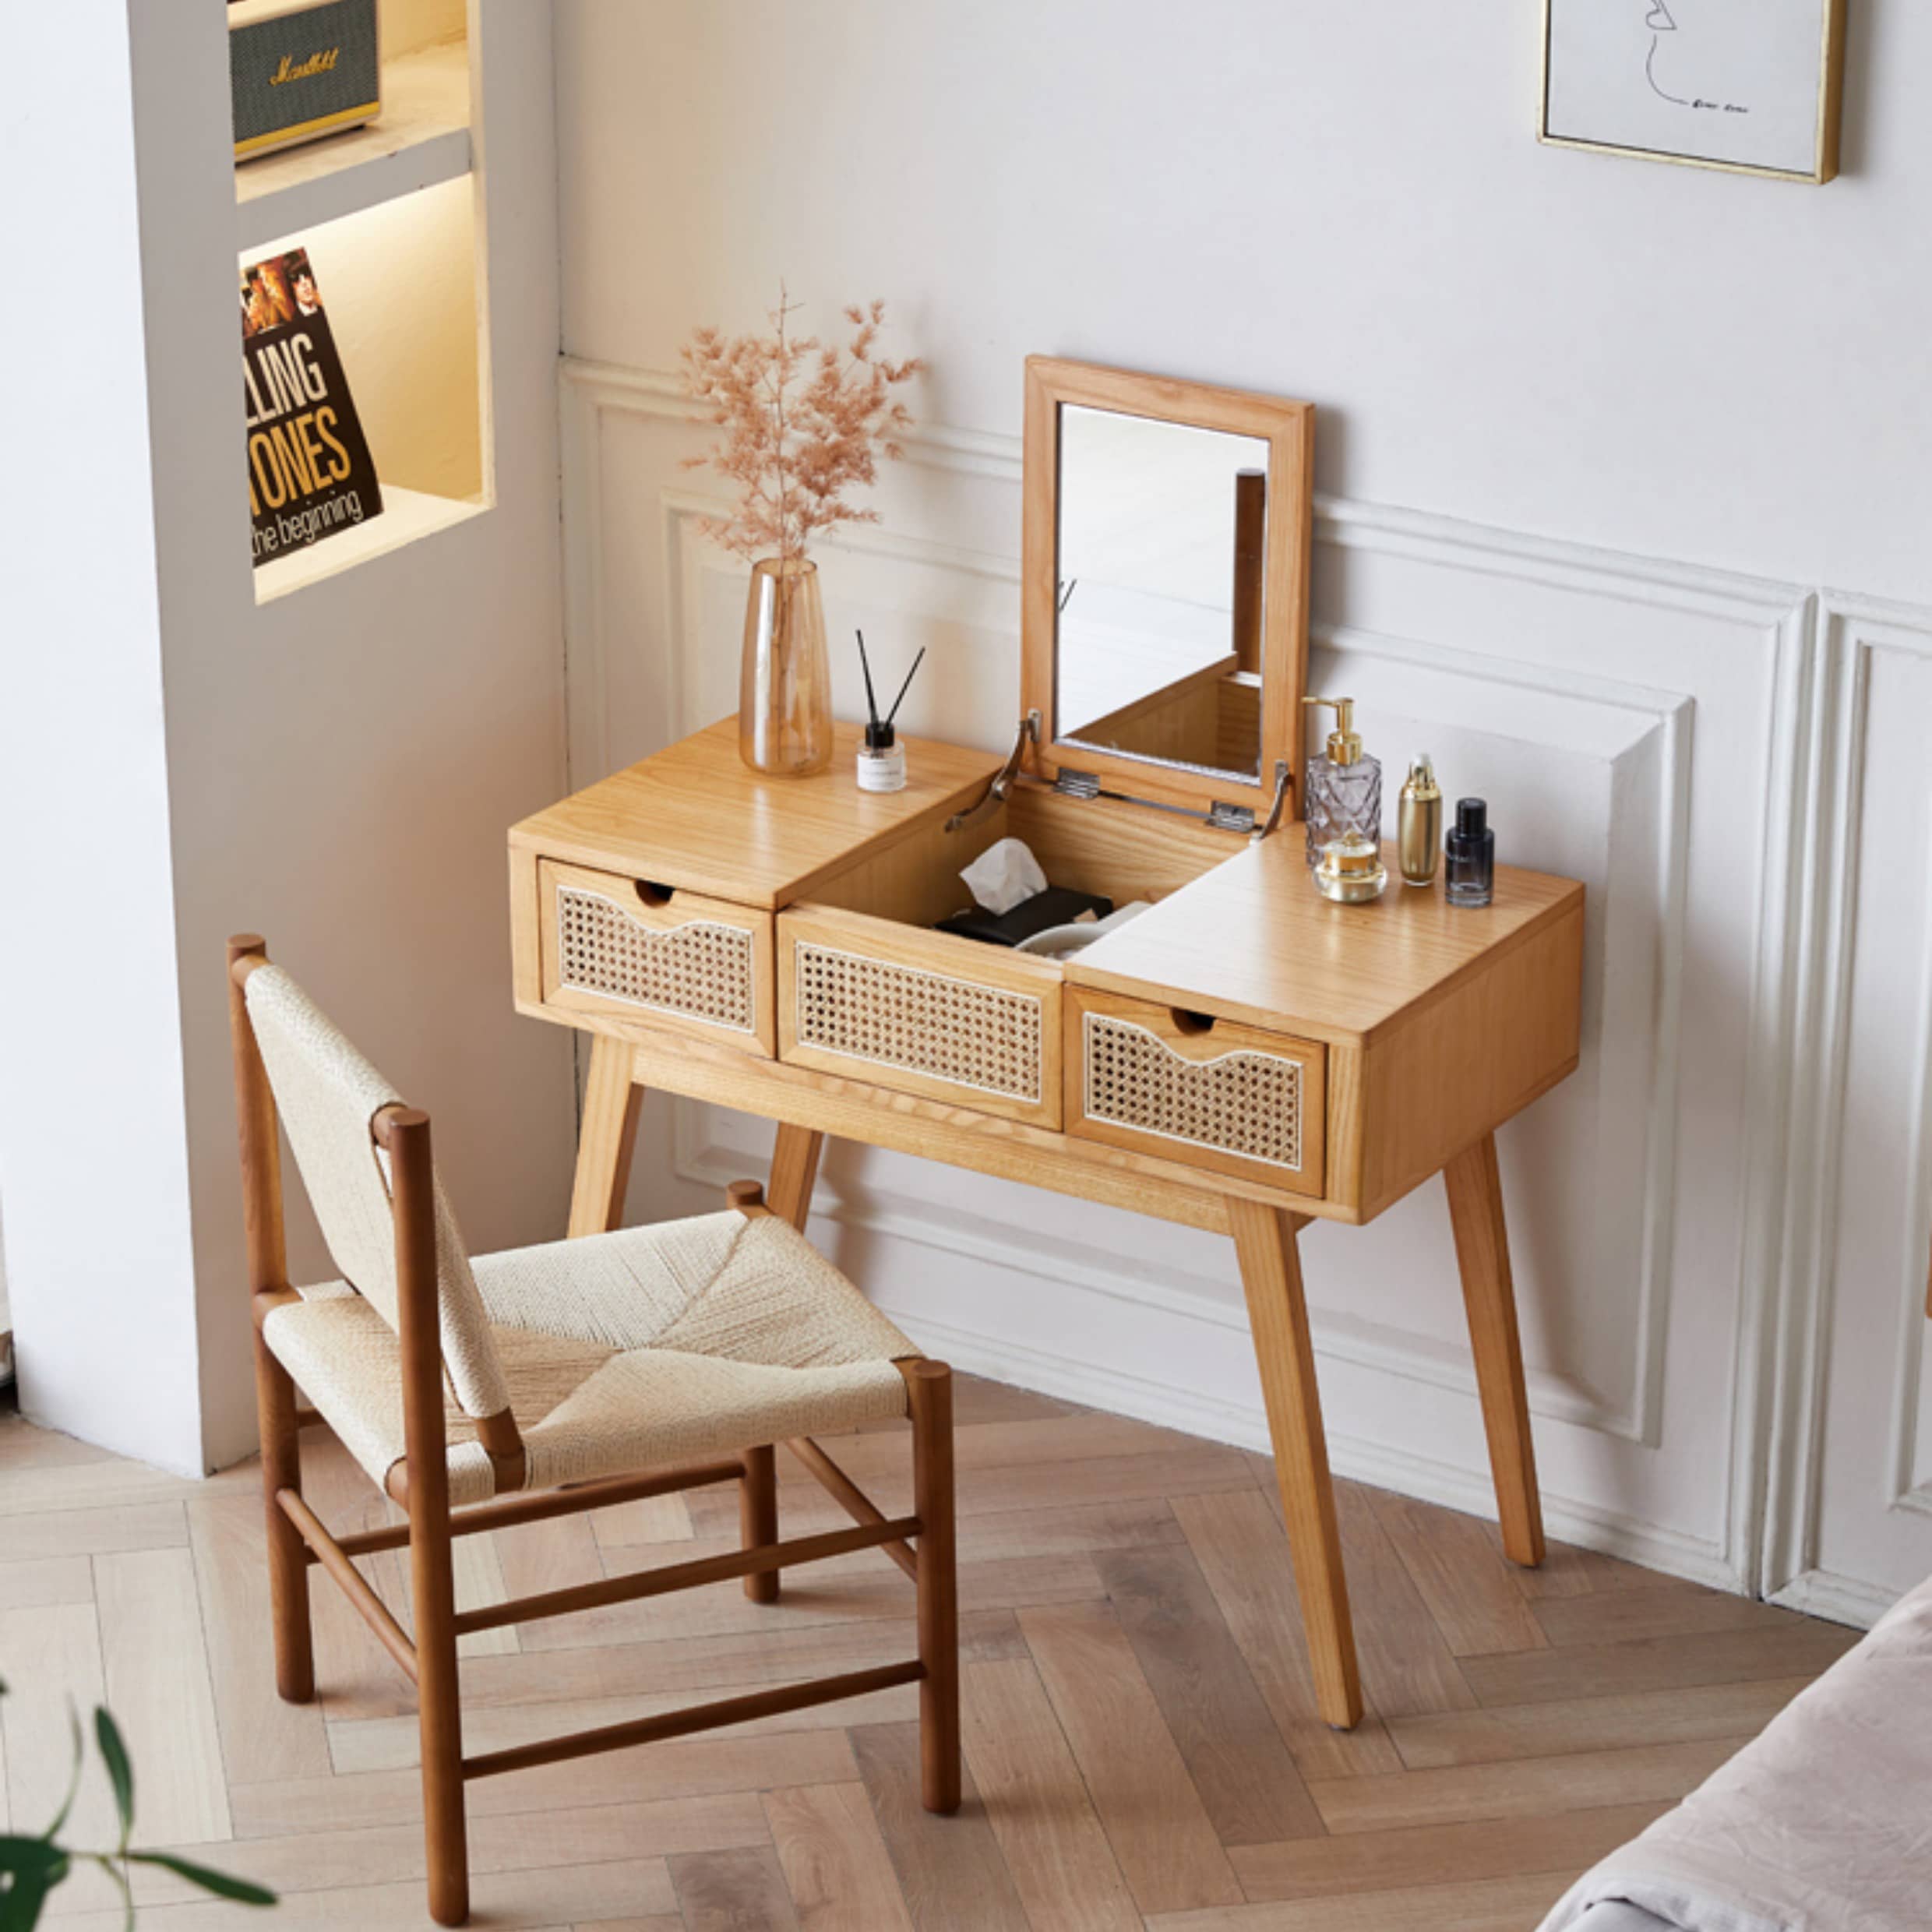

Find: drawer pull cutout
<box><xmin>793</xmin><ymin>941</ymin><xmax>1043</xmax><ymax>1103</ymax></box>
<box><xmin>556</xmin><ymin>885</ymin><xmax>756</xmax><ymax>1032</ymax></box>
<box><xmin>1082</xmin><ymin>1010</ymin><xmax>1304</xmax><ymax>1172</ymax></box>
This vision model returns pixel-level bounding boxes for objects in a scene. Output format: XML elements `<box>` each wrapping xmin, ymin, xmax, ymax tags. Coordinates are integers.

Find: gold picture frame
<box><xmin>1539</xmin><ymin>0</ymin><xmax>1847</xmax><ymax>185</ymax></box>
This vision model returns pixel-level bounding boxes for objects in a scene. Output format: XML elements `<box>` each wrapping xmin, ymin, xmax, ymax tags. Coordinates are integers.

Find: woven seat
<box><xmin>226</xmin><ymin>937</ymin><xmax>959</xmax><ymax>1927</ymax></box>
<box><xmin>266</xmin><ymin>1214</ymin><xmax>917</xmax><ymax>1505</ymax></box>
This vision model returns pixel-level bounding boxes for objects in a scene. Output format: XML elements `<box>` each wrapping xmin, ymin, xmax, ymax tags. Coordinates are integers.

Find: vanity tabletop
<box><xmin>1070</xmin><ymin>838</ymin><xmax>1583</xmax><ymax>1046</ymax></box>
<box><xmin>513</xmin><ymin>717</ymin><xmax>1582</xmax><ymax>1052</ymax></box>
<box><xmin>509</xmin><ymin>718</ymin><xmax>1003</xmax><ymax>910</ymax></box>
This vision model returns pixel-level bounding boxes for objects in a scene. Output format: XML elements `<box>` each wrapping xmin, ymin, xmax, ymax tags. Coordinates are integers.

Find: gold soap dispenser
<box><xmin>1303</xmin><ymin>696</ymin><xmax>1387</xmax><ymax>904</ymax></box>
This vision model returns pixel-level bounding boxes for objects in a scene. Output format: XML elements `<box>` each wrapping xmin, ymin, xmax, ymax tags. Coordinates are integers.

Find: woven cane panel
<box><xmin>792</xmin><ymin>942</ymin><xmax>1042</xmax><ymax>1103</ymax></box>
<box><xmin>1082</xmin><ymin>1013</ymin><xmax>1303</xmax><ymax>1171</ymax></box>
<box><xmin>555</xmin><ymin>887</ymin><xmax>755</xmax><ymax>1032</ymax></box>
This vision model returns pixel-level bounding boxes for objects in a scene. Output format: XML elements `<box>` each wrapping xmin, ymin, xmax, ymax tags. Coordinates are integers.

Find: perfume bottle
<box><xmin>1398</xmin><ymin>755</ymin><xmax>1441</xmax><ymax>887</ymax></box>
<box><xmin>1445</xmin><ymin>797</ymin><xmax>1495</xmax><ymax>908</ymax></box>
<box><xmin>1303</xmin><ymin>696</ymin><xmax>1383</xmax><ymax>874</ymax></box>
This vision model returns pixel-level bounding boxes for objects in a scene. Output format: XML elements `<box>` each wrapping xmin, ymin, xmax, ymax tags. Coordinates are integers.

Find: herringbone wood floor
<box><xmin>0</xmin><ymin>1380</ymin><xmax>1856</xmax><ymax>1932</ymax></box>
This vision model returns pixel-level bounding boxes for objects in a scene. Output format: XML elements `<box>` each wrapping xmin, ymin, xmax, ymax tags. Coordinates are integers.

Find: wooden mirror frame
<box><xmin>1021</xmin><ymin>355</ymin><xmax>1314</xmax><ymax>819</ymax></box>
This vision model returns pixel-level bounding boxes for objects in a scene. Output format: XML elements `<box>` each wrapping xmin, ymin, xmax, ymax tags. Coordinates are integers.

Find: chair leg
<box><xmin>741</xmin><ymin>1445</ymin><xmax>780</xmax><ymax>1604</ymax></box>
<box><xmin>902</xmin><ymin>1359</ymin><xmax>960</xmax><ymax>1814</ymax></box>
<box><xmin>411</xmin><ymin>1492</ymin><xmax>467</xmax><ymax>1927</ymax></box>
<box><xmin>252</xmin><ymin>1328</ymin><xmax>314</xmax><ymax>1704</ymax></box>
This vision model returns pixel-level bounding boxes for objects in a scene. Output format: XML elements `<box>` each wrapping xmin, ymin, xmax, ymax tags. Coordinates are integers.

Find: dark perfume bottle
<box><xmin>1445</xmin><ymin>798</ymin><xmax>1494</xmax><ymax>908</ymax></box>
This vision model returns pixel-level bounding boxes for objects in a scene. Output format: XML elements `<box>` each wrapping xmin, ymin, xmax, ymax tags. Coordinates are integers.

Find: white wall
<box><xmin>0</xmin><ymin>0</ymin><xmax>206</xmax><ymax>1471</ymax></box>
<box><xmin>0</xmin><ymin>0</ymin><xmax>575</xmax><ymax>1472</ymax></box>
<box><xmin>552</xmin><ymin>0</ymin><xmax>1932</xmax><ymax>1608</ymax></box>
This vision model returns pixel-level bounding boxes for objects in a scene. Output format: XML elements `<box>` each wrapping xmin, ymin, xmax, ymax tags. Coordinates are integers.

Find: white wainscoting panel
<box><xmin>1762</xmin><ymin>603</ymin><xmax>1932</xmax><ymax>1624</ymax></box>
<box><xmin>557</xmin><ymin>358</ymin><xmax>1928</xmax><ymax>1606</ymax></box>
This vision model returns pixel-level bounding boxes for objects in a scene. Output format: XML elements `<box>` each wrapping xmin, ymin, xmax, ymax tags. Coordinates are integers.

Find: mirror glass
<box><xmin>1054</xmin><ymin>404</ymin><xmax>1270</xmax><ymax>782</ymax></box>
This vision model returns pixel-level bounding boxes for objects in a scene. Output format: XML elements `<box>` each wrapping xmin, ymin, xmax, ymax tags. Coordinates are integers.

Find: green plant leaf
<box><xmin>0</xmin><ymin>1835</ymin><xmax>70</xmax><ymax>1932</ymax></box>
<box><xmin>129</xmin><ymin>1853</ymin><xmax>277</xmax><ymax>1907</ymax></box>
<box><xmin>93</xmin><ymin>1709</ymin><xmax>134</xmax><ymax>1846</ymax></box>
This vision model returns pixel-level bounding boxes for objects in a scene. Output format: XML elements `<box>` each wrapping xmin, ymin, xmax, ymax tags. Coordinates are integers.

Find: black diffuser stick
<box><xmin>883</xmin><ymin>647</ymin><xmax>927</xmax><ymax>730</ymax></box>
<box><xmin>856</xmin><ymin>629</ymin><xmax>883</xmax><ymax>732</ymax></box>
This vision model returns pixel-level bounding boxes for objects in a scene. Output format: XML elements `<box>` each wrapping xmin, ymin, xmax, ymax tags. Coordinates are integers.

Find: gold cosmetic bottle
<box><xmin>1398</xmin><ymin>755</ymin><xmax>1442</xmax><ymax>887</ymax></box>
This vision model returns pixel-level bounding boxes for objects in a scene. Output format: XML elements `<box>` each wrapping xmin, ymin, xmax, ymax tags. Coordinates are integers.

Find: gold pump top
<box><xmin>1304</xmin><ymin>695</ymin><xmax>1363</xmax><ymax>767</ymax></box>
<box><xmin>1402</xmin><ymin>754</ymin><xmax>1440</xmax><ymax>802</ymax></box>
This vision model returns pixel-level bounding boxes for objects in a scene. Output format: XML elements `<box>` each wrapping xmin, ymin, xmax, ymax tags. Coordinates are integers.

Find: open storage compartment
<box><xmin>777</xmin><ymin>786</ymin><xmax>1243</xmax><ymax>1127</ymax></box>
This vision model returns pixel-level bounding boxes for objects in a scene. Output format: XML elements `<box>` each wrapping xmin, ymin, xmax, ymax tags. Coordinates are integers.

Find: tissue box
<box><xmin>231</xmin><ymin>0</ymin><xmax>380</xmax><ymax>163</ymax></box>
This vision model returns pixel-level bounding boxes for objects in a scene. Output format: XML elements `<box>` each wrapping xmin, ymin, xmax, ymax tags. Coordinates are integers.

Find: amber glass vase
<box><xmin>739</xmin><ymin>557</ymin><xmax>833</xmax><ymax>776</ymax></box>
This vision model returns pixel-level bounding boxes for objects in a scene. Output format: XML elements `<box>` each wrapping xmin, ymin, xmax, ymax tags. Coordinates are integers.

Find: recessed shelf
<box><xmin>236</xmin><ymin>39</ymin><xmax>471</xmax><ymax>256</ymax></box>
<box><xmin>253</xmin><ymin>485</ymin><xmax>485</xmax><ymax>604</ymax></box>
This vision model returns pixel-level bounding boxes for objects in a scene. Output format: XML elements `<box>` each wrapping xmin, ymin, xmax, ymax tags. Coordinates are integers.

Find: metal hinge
<box><xmin>1206</xmin><ymin>800</ymin><xmax>1257</xmax><ymax>834</ymax></box>
<box><xmin>944</xmin><ymin>710</ymin><xmax>1042</xmax><ymax>834</ymax></box>
<box><xmin>1251</xmin><ymin>760</ymin><xmax>1292</xmax><ymax>843</ymax></box>
<box><xmin>1052</xmin><ymin>769</ymin><xmax>1101</xmax><ymax>800</ymax></box>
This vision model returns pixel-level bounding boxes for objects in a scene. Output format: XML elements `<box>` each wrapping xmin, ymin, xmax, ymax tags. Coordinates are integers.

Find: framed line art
<box><xmin>1539</xmin><ymin>0</ymin><xmax>1848</xmax><ymax>183</ymax></box>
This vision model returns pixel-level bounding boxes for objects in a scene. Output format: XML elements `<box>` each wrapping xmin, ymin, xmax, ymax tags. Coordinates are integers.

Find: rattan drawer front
<box><xmin>1064</xmin><ymin>989</ymin><xmax>1324</xmax><ymax>1195</ymax></box>
<box><xmin>538</xmin><ymin>859</ymin><xmax>775</xmax><ymax>1056</ymax></box>
<box><xmin>777</xmin><ymin>908</ymin><xmax>1063</xmax><ymax>1126</ymax></box>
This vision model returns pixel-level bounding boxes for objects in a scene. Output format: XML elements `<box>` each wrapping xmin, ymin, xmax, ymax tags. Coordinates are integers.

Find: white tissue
<box><xmin>961</xmin><ymin>837</ymin><xmax>1049</xmax><ymax>915</ymax></box>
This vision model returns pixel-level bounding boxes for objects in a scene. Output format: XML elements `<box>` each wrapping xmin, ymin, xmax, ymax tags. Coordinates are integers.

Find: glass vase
<box><xmin>739</xmin><ymin>557</ymin><xmax>833</xmax><ymax>776</ymax></box>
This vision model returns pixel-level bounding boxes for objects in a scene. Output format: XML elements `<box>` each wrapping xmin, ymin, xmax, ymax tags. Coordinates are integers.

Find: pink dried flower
<box><xmin>678</xmin><ymin>286</ymin><xmax>923</xmax><ymax>566</ymax></box>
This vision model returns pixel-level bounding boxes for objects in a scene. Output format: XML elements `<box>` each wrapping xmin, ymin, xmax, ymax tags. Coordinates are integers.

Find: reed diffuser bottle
<box><xmin>854</xmin><ymin>631</ymin><xmax>924</xmax><ymax>794</ymax></box>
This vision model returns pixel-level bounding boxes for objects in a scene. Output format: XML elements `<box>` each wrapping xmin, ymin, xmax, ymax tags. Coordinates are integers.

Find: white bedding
<box><xmin>1539</xmin><ymin>1573</ymin><xmax>1932</xmax><ymax>1932</ymax></box>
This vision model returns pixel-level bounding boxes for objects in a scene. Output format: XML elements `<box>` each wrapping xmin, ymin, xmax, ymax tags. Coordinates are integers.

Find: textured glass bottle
<box><xmin>1303</xmin><ymin>696</ymin><xmax>1384</xmax><ymax>875</ymax></box>
<box><xmin>739</xmin><ymin>558</ymin><xmax>833</xmax><ymax>775</ymax></box>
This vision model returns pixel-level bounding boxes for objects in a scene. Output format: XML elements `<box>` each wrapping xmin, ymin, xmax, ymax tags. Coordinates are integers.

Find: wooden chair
<box><xmin>225</xmin><ymin>936</ymin><xmax>959</xmax><ymax>1927</ymax></box>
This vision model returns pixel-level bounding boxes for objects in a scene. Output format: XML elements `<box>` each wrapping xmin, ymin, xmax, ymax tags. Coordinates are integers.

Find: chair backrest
<box><xmin>242</xmin><ymin>963</ymin><xmax>510</xmax><ymax>1423</ymax></box>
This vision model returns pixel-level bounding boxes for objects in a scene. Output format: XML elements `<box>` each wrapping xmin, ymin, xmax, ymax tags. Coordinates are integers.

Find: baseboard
<box><xmin>1768</xmin><ymin>1567</ymin><xmax>1900</xmax><ymax>1631</ymax></box>
<box><xmin>874</xmin><ymin>1298</ymin><xmax>1743</xmax><ymax>1598</ymax></box>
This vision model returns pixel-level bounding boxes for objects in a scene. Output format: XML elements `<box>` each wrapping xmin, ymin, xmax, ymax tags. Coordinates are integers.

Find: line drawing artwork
<box><xmin>1641</xmin><ymin>1</ymin><xmax>1750</xmax><ymax>118</ymax></box>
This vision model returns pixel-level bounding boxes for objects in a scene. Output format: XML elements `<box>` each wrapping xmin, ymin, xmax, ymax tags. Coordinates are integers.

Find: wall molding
<box><xmin>1770</xmin><ymin>1566</ymin><xmax>1901</xmax><ymax>1632</ymax></box>
<box><xmin>1743</xmin><ymin>600</ymin><xmax>1932</xmax><ymax>1616</ymax></box>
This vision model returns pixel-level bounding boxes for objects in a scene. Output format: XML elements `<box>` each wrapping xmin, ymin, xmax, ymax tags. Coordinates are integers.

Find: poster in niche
<box><xmin>241</xmin><ymin>248</ymin><xmax>383</xmax><ymax>566</ymax></box>
<box><xmin>1540</xmin><ymin>0</ymin><xmax>1846</xmax><ymax>182</ymax></box>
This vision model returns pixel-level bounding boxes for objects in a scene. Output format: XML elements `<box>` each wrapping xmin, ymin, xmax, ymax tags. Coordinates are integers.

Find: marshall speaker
<box><xmin>230</xmin><ymin>0</ymin><xmax>381</xmax><ymax>163</ymax></box>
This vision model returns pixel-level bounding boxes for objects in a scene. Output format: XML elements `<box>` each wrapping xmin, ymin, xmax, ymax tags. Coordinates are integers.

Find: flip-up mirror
<box><xmin>1021</xmin><ymin>358</ymin><xmax>1313</xmax><ymax>820</ymax></box>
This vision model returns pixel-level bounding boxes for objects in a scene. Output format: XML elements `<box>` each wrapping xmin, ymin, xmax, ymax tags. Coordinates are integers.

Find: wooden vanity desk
<box><xmin>506</xmin><ymin>359</ymin><xmax>1585</xmax><ymax>1730</ymax></box>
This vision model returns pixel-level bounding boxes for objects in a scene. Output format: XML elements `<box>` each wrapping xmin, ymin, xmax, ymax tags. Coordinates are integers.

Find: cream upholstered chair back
<box><xmin>243</xmin><ymin>964</ymin><xmax>510</xmax><ymax>1423</ymax></box>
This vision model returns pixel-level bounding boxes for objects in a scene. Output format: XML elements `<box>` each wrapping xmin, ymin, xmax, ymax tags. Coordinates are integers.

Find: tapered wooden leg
<box><xmin>901</xmin><ymin>1360</ymin><xmax>959</xmax><ymax>1812</ymax></box>
<box><xmin>741</xmin><ymin>1445</ymin><xmax>780</xmax><ymax>1605</ymax></box>
<box><xmin>1229</xmin><ymin>1198</ymin><xmax>1362</xmax><ymax>1730</ymax></box>
<box><xmin>253</xmin><ymin>1332</ymin><xmax>314</xmax><ymax>1703</ymax></box>
<box><xmin>567</xmin><ymin>1036</ymin><xmax>644</xmax><ymax>1238</ymax></box>
<box><xmin>1445</xmin><ymin>1133</ymin><xmax>1546</xmax><ymax>1567</ymax></box>
<box><xmin>767</xmin><ymin>1123</ymin><xmax>824</xmax><ymax>1232</ymax></box>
